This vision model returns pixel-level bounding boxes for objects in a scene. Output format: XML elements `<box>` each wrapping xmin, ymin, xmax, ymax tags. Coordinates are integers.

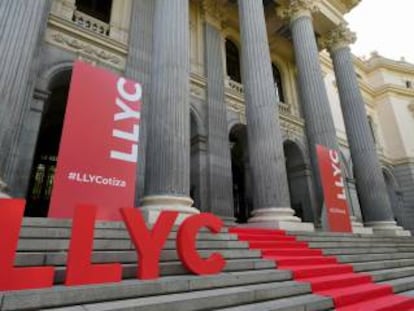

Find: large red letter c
<box><xmin>177</xmin><ymin>213</ymin><xmax>226</xmax><ymax>275</ymax></box>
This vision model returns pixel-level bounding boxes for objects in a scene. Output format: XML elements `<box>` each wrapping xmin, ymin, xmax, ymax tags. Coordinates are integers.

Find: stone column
<box><xmin>202</xmin><ymin>2</ymin><xmax>234</xmax><ymax>222</ymax></box>
<box><xmin>278</xmin><ymin>1</ymin><xmax>337</xmax><ymax>220</ymax></box>
<box><xmin>323</xmin><ymin>24</ymin><xmax>410</xmax><ymax>236</ymax></box>
<box><xmin>141</xmin><ymin>0</ymin><xmax>198</xmax><ymax>223</ymax></box>
<box><xmin>238</xmin><ymin>0</ymin><xmax>313</xmax><ymax>231</ymax></box>
<box><xmin>277</xmin><ymin>0</ymin><xmax>370</xmax><ymax>233</ymax></box>
<box><xmin>9</xmin><ymin>88</ymin><xmax>50</xmax><ymax>198</ymax></box>
<box><xmin>124</xmin><ymin>0</ymin><xmax>155</xmax><ymax>206</ymax></box>
<box><xmin>0</xmin><ymin>0</ymin><xmax>51</xmax><ymax>195</ymax></box>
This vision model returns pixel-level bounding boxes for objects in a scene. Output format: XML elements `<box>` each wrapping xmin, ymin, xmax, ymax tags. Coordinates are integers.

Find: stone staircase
<box><xmin>0</xmin><ymin>218</ymin><xmax>331</xmax><ymax>311</ymax></box>
<box><xmin>228</xmin><ymin>227</ymin><xmax>414</xmax><ymax>311</ymax></box>
<box><xmin>1</xmin><ymin>218</ymin><xmax>414</xmax><ymax>310</ymax></box>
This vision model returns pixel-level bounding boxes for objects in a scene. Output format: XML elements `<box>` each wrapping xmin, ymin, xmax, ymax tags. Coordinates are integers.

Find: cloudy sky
<box><xmin>345</xmin><ymin>0</ymin><xmax>414</xmax><ymax>63</ymax></box>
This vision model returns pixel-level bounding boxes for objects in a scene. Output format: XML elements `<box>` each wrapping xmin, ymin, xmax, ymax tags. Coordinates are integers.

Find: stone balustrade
<box><xmin>72</xmin><ymin>10</ymin><xmax>110</xmax><ymax>36</ymax></box>
<box><xmin>225</xmin><ymin>77</ymin><xmax>244</xmax><ymax>94</ymax></box>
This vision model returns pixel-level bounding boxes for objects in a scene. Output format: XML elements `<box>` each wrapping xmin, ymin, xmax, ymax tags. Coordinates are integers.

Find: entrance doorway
<box><xmin>25</xmin><ymin>70</ymin><xmax>71</xmax><ymax>216</ymax></box>
<box><xmin>283</xmin><ymin>140</ymin><xmax>314</xmax><ymax>222</ymax></box>
<box><xmin>383</xmin><ymin>168</ymin><xmax>403</xmax><ymax>225</ymax></box>
<box><xmin>229</xmin><ymin>124</ymin><xmax>252</xmax><ymax>223</ymax></box>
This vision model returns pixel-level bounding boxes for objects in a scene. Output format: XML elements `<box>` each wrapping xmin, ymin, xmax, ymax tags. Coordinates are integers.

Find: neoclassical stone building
<box><xmin>1</xmin><ymin>0</ymin><xmax>413</xmax><ymax>235</ymax></box>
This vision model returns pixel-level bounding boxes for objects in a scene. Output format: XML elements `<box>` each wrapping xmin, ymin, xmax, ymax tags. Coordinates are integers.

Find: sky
<box><xmin>345</xmin><ymin>0</ymin><xmax>414</xmax><ymax>63</ymax></box>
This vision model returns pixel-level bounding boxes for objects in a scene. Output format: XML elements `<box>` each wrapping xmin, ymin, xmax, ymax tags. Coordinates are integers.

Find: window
<box><xmin>272</xmin><ymin>63</ymin><xmax>285</xmax><ymax>103</ymax></box>
<box><xmin>225</xmin><ymin>39</ymin><xmax>242</xmax><ymax>83</ymax></box>
<box><xmin>406</xmin><ymin>80</ymin><xmax>412</xmax><ymax>89</ymax></box>
<box><xmin>75</xmin><ymin>0</ymin><xmax>112</xmax><ymax>23</ymax></box>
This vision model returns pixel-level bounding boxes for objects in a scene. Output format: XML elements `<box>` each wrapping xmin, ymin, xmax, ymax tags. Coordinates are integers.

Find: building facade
<box><xmin>1</xmin><ymin>0</ymin><xmax>414</xmax><ymax>234</ymax></box>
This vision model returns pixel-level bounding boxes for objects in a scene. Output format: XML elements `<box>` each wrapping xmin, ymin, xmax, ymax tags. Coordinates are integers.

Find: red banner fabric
<box><xmin>49</xmin><ymin>61</ymin><xmax>141</xmax><ymax>220</ymax></box>
<box><xmin>316</xmin><ymin>144</ymin><xmax>352</xmax><ymax>233</ymax></box>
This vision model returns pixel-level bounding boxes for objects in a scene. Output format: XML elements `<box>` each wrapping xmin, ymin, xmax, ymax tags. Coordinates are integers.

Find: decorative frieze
<box><xmin>46</xmin><ymin>29</ymin><xmax>126</xmax><ymax>70</ymax></box>
<box><xmin>277</xmin><ymin>0</ymin><xmax>320</xmax><ymax>22</ymax></box>
<box><xmin>201</xmin><ymin>0</ymin><xmax>228</xmax><ymax>29</ymax></box>
<box><xmin>319</xmin><ymin>22</ymin><xmax>357</xmax><ymax>52</ymax></box>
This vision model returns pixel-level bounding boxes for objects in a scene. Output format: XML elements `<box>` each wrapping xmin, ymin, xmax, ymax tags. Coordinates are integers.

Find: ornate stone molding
<box><xmin>277</xmin><ymin>0</ymin><xmax>320</xmax><ymax>22</ymax></box>
<box><xmin>46</xmin><ymin>29</ymin><xmax>125</xmax><ymax>70</ymax></box>
<box><xmin>319</xmin><ymin>22</ymin><xmax>357</xmax><ymax>52</ymax></box>
<box><xmin>201</xmin><ymin>0</ymin><xmax>227</xmax><ymax>29</ymax></box>
<box><xmin>341</xmin><ymin>0</ymin><xmax>361</xmax><ymax>10</ymax></box>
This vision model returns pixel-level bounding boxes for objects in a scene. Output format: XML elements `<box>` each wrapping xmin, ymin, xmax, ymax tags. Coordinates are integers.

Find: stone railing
<box><xmin>72</xmin><ymin>10</ymin><xmax>110</xmax><ymax>36</ymax></box>
<box><xmin>225</xmin><ymin>77</ymin><xmax>244</xmax><ymax>95</ymax></box>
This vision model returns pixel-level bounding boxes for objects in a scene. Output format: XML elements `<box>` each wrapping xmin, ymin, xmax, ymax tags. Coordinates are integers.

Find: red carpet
<box><xmin>230</xmin><ymin>227</ymin><xmax>414</xmax><ymax>311</ymax></box>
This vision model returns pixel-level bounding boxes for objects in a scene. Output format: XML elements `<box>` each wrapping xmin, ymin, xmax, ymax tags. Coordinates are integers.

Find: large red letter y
<box><xmin>120</xmin><ymin>208</ymin><xmax>177</xmax><ymax>280</ymax></box>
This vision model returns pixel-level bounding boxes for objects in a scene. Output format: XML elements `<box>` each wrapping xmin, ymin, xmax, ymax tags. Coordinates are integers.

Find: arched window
<box><xmin>272</xmin><ymin>63</ymin><xmax>285</xmax><ymax>103</ymax></box>
<box><xmin>225</xmin><ymin>39</ymin><xmax>242</xmax><ymax>83</ymax></box>
<box><xmin>75</xmin><ymin>0</ymin><xmax>113</xmax><ymax>23</ymax></box>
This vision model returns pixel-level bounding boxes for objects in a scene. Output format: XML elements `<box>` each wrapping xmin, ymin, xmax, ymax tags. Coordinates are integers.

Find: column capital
<box><xmin>201</xmin><ymin>0</ymin><xmax>227</xmax><ymax>29</ymax></box>
<box><xmin>277</xmin><ymin>0</ymin><xmax>320</xmax><ymax>22</ymax></box>
<box><xmin>319</xmin><ymin>23</ymin><xmax>357</xmax><ymax>52</ymax></box>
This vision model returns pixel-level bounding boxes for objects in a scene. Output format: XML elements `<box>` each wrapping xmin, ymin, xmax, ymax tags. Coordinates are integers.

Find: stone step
<box><xmin>370</xmin><ymin>266</ymin><xmax>414</xmax><ymax>282</ymax></box>
<box><xmin>49</xmin><ymin>258</ymin><xmax>275</xmax><ymax>284</ymax></box>
<box><xmin>21</xmin><ymin>217</ymin><xmax>230</xmax><ymax>234</ymax></box>
<box><xmin>44</xmin><ymin>280</ymin><xmax>313</xmax><ymax>311</ymax></box>
<box><xmin>308</xmin><ymin>241</ymin><xmax>414</xmax><ymax>249</ymax></box>
<box><xmin>214</xmin><ymin>294</ymin><xmax>333</xmax><ymax>311</ymax></box>
<box><xmin>293</xmin><ymin>231</ymin><xmax>413</xmax><ymax>240</ymax></box>
<box><xmin>15</xmin><ymin>248</ymin><xmax>262</xmax><ymax>267</ymax></box>
<box><xmin>0</xmin><ymin>269</ymin><xmax>292</xmax><ymax>311</ymax></box>
<box><xmin>296</xmin><ymin>235</ymin><xmax>414</xmax><ymax>243</ymax></box>
<box><xmin>379</xmin><ymin>275</ymin><xmax>414</xmax><ymax>293</ymax></box>
<box><xmin>18</xmin><ymin>227</ymin><xmax>237</xmax><ymax>241</ymax></box>
<box><xmin>336</xmin><ymin>252</ymin><xmax>414</xmax><ymax>263</ymax></box>
<box><xmin>322</xmin><ymin>247</ymin><xmax>414</xmax><ymax>255</ymax></box>
<box><xmin>400</xmin><ymin>288</ymin><xmax>414</xmax><ymax>297</ymax></box>
<box><xmin>16</xmin><ymin>238</ymin><xmax>249</xmax><ymax>252</ymax></box>
<box><xmin>352</xmin><ymin>258</ymin><xmax>414</xmax><ymax>272</ymax></box>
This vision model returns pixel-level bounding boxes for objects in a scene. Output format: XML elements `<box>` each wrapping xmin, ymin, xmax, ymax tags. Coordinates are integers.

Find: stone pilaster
<box><xmin>323</xmin><ymin>24</ymin><xmax>410</xmax><ymax>236</ymax></box>
<box><xmin>238</xmin><ymin>0</ymin><xmax>313</xmax><ymax>231</ymax></box>
<box><xmin>0</xmin><ymin>0</ymin><xmax>51</xmax><ymax>193</ymax></box>
<box><xmin>202</xmin><ymin>4</ymin><xmax>235</xmax><ymax>222</ymax></box>
<box><xmin>141</xmin><ymin>0</ymin><xmax>198</xmax><ymax>223</ymax></box>
<box><xmin>124</xmin><ymin>0</ymin><xmax>155</xmax><ymax>206</ymax></box>
<box><xmin>277</xmin><ymin>0</ymin><xmax>343</xmax><ymax>226</ymax></box>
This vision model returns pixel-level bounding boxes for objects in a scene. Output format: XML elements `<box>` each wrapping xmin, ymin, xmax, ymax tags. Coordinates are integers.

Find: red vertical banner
<box><xmin>49</xmin><ymin>61</ymin><xmax>142</xmax><ymax>220</ymax></box>
<box><xmin>316</xmin><ymin>144</ymin><xmax>352</xmax><ymax>233</ymax></box>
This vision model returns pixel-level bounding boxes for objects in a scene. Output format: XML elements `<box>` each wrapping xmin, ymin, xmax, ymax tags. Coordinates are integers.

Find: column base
<box><xmin>244</xmin><ymin>207</ymin><xmax>315</xmax><ymax>232</ymax></box>
<box><xmin>0</xmin><ymin>178</ymin><xmax>10</xmax><ymax>198</ymax></box>
<box><xmin>351</xmin><ymin>216</ymin><xmax>373</xmax><ymax>235</ymax></box>
<box><xmin>141</xmin><ymin>195</ymin><xmax>199</xmax><ymax>224</ymax></box>
<box><xmin>365</xmin><ymin>221</ymin><xmax>411</xmax><ymax>237</ymax></box>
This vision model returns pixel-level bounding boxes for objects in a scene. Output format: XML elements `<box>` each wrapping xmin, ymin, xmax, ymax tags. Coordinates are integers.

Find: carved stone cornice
<box><xmin>46</xmin><ymin>29</ymin><xmax>125</xmax><ymax>70</ymax></box>
<box><xmin>201</xmin><ymin>0</ymin><xmax>227</xmax><ymax>29</ymax></box>
<box><xmin>341</xmin><ymin>0</ymin><xmax>361</xmax><ymax>10</ymax></box>
<box><xmin>319</xmin><ymin>22</ymin><xmax>357</xmax><ymax>52</ymax></box>
<box><xmin>277</xmin><ymin>0</ymin><xmax>320</xmax><ymax>22</ymax></box>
